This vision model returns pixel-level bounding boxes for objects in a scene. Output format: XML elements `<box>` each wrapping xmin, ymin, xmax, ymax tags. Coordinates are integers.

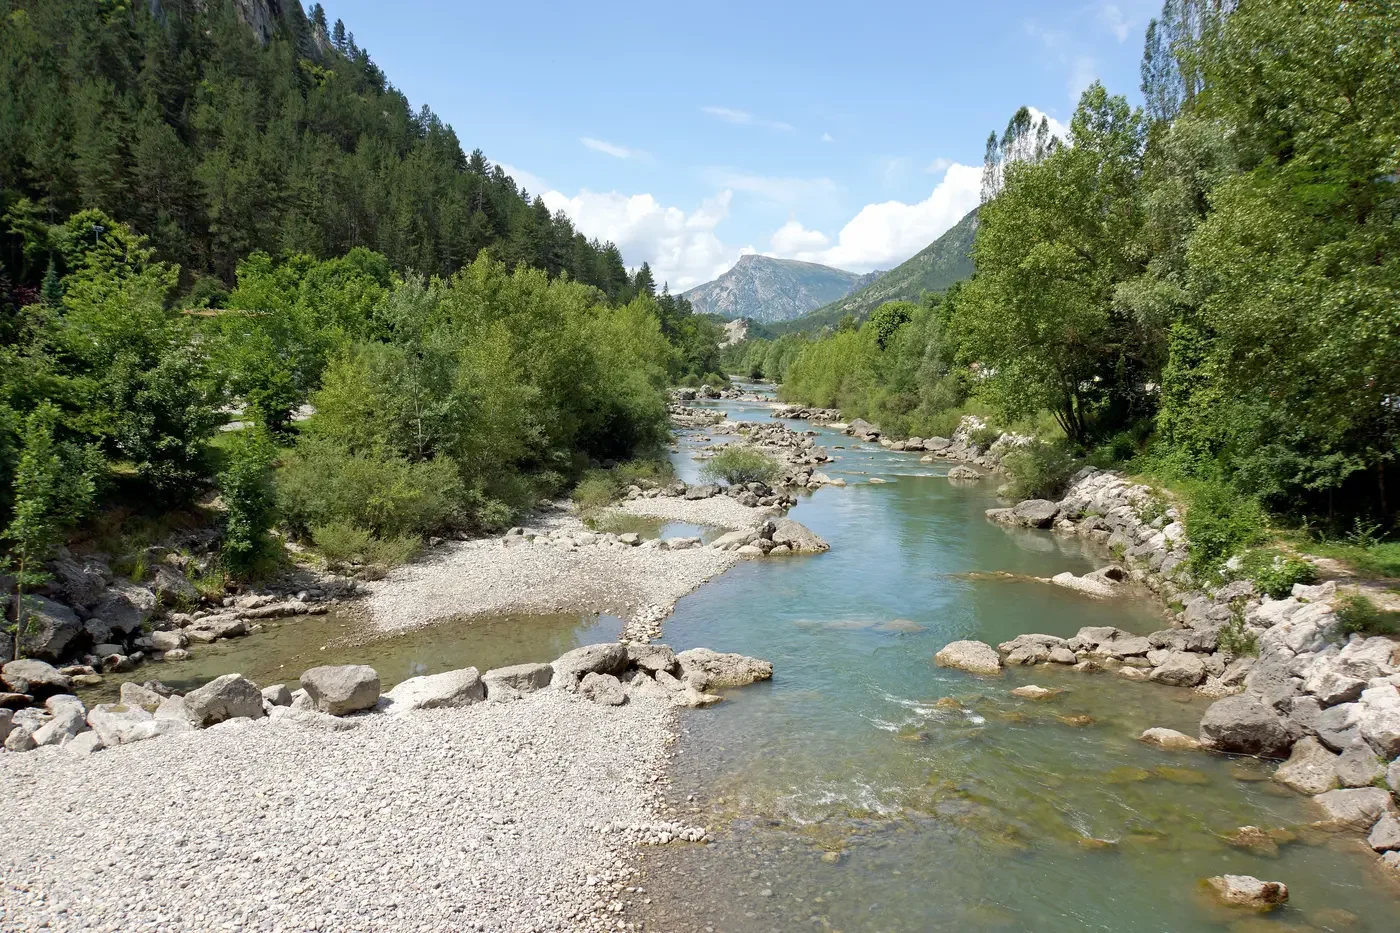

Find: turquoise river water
<box><xmin>99</xmin><ymin>388</ymin><xmax>1397</xmax><ymax>931</ymax></box>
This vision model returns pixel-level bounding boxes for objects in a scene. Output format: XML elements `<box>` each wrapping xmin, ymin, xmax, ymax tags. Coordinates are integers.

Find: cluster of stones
<box><xmin>2</xmin><ymin>547</ymin><xmax>351</xmax><ymax>704</ymax></box>
<box><xmin>0</xmin><ymin>643</ymin><xmax>773</xmax><ymax>756</ymax></box>
<box><xmin>706</xmin><ymin>517</ymin><xmax>830</xmax><ymax>558</ymax></box>
<box><xmin>667</xmin><ymin>403</ymin><xmax>729</xmax><ymax>428</ymax></box>
<box><xmin>497</xmin><ymin>525</ymin><xmax>706</xmax><ymax>552</ymax></box>
<box><xmin>844</xmin><ymin>415</ymin><xmax>1031</xmax><ymax>474</ymax></box>
<box><xmin>771</xmin><ymin>404</ymin><xmax>842</xmax><ymax>423</ymax></box>
<box><xmin>671</xmin><ymin>385</ymin><xmax>762</xmax><ymax>403</ymax></box>
<box><xmin>625</xmin><ymin>477</ymin><xmax>797</xmax><ymax>510</ymax></box>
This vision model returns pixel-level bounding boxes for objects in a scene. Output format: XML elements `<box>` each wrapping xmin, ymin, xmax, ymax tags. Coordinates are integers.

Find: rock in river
<box><xmin>935</xmin><ymin>640</ymin><xmax>1003</xmax><ymax>676</ymax></box>
<box><xmin>1204</xmin><ymin>874</ymin><xmax>1288</xmax><ymax>910</ymax></box>
<box><xmin>1139</xmin><ymin>727</ymin><xmax>1201</xmax><ymax>751</ymax></box>
<box><xmin>301</xmin><ymin>665</ymin><xmax>381</xmax><ymax>716</ymax></box>
<box><xmin>1311</xmin><ymin>787</ymin><xmax>1397</xmax><ymax>829</ymax></box>
<box><xmin>676</xmin><ymin>648</ymin><xmax>773</xmax><ymax>690</ymax></box>
<box><xmin>1199</xmin><ymin>694</ymin><xmax>1299</xmax><ymax>758</ymax></box>
<box><xmin>770</xmin><ymin>518</ymin><xmax>829</xmax><ymax>554</ymax></box>
<box><xmin>1272</xmin><ymin>737</ymin><xmax>1340</xmax><ymax>795</ymax></box>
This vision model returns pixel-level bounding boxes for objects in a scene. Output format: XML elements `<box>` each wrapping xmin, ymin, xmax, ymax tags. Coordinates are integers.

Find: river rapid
<box><xmin>631</xmin><ymin>390</ymin><xmax>1397</xmax><ymax>933</ymax></box>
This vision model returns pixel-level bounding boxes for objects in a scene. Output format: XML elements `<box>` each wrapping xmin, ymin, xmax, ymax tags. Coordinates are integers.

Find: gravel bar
<box><xmin>0</xmin><ymin>692</ymin><xmax>676</xmax><ymax>932</ymax></box>
<box><xmin>364</xmin><ymin>513</ymin><xmax>739</xmax><ymax>634</ymax></box>
<box><xmin>616</xmin><ymin>496</ymin><xmax>774</xmax><ymax>529</ymax></box>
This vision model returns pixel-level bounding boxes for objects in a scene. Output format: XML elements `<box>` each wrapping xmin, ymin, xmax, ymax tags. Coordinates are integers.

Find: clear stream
<box><xmin>103</xmin><ymin>389</ymin><xmax>1397</xmax><ymax>931</ymax></box>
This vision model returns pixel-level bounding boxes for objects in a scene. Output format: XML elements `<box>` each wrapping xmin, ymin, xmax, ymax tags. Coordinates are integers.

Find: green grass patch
<box><xmin>1334</xmin><ymin>592</ymin><xmax>1399</xmax><ymax>637</ymax></box>
<box><xmin>700</xmin><ymin>446</ymin><xmax>782</xmax><ymax>486</ymax></box>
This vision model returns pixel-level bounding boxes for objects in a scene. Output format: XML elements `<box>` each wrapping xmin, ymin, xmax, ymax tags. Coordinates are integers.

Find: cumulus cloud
<box><xmin>925</xmin><ymin>156</ymin><xmax>954</xmax><ymax>174</ymax></box>
<box><xmin>1026</xmin><ymin>106</ymin><xmax>1071</xmax><ymax>142</ymax></box>
<box><xmin>821</xmin><ymin>132</ymin><xmax>834</xmax><ymax>143</ymax></box>
<box><xmin>497</xmin><ymin>162</ymin><xmax>549</xmax><ymax>198</ymax></box>
<box><xmin>766</xmin><ymin>163</ymin><xmax>982</xmax><ymax>272</ymax></box>
<box><xmin>540</xmin><ymin>187</ymin><xmax>745</xmax><ymax>291</ymax></box>
<box><xmin>1100</xmin><ymin>3</ymin><xmax>1130</xmax><ymax>41</ymax></box>
<box><xmin>702</xmin><ymin>106</ymin><xmax>794</xmax><ymax>132</ymax></box>
<box><xmin>580</xmin><ymin>137</ymin><xmax>647</xmax><ymax>160</ymax></box>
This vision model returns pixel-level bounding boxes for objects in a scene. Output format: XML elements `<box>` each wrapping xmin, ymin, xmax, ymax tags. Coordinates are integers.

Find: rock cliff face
<box><xmin>682</xmin><ymin>255</ymin><xmax>880</xmax><ymax>324</ymax></box>
<box><xmin>148</xmin><ymin>1</ymin><xmax>328</xmax><ymax>58</ymax></box>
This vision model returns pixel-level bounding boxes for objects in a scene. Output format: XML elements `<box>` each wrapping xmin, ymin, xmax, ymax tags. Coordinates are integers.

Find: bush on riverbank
<box><xmin>1238</xmin><ymin>548</ymin><xmax>1317</xmax><ymax>599</ymax></box>
<box><xmin>1002</xmin><ymin>440</ymin><xmax>1077</xmax><ymax>501</ymax></box>
<box><xmin>701</xmin><ymin>447</ymin><xmax>781</xmax><ymax>486</ymax></box>
<box><xmin>1335</xmin><ymin>593</ymin><xmax>1399</xmax><ymax>638</ymax></box>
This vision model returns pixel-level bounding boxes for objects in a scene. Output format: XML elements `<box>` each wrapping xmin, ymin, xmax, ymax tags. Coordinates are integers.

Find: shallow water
<box><xmin>631</xmin><ymin>392</ymin><xmax>1399</xmax><ymax>933</ymax></box>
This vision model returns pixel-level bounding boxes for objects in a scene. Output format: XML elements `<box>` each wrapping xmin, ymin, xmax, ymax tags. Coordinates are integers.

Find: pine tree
<box><xmin>41</xmin><ymin>259</ymin><xmax>63</xmax><ymax>306</ymax></box>
<box><xmin>633</xmin><ymin>262</ymin><xmax>656</xmax><ymax>298</ymax></box>
<box><xmin>332</xmin><ymin>18</ymin><xmax>347</xmax><ymax>52</ymax></box>
<box><xmin>311</xmin><ymin>4</ymin><xmax>328</xmax><ymax>34</ymax></box>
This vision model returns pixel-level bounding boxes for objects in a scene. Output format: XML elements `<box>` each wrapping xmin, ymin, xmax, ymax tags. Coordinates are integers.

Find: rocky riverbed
<box><xmin>0</xmin><ymin>641</ymin><xmax>776</xmax><ymax>931</ymax></box>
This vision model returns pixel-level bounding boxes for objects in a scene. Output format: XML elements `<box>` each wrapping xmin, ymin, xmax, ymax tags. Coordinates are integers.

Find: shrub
<box><xmin>967</xmin><ymin>424</ymin><xmax>1002</xmax><ymax>447</ymax></box>
<box><xmin>700</xmin><ymin>446</ymin><xmax>781</xmax><ymax>486</ymax></box>
<box><xmin>1002</xmin><ymin>440</ymin><xmax>1077</xmax><ymax>501</ymax></box>
<box><xmin>573</xmin><ymin>471</ymin><xmax>620</xmax><ymax>519</ymax></box>
<box><xmin>312</xmin><ymin>521</ymin><xmax>418</xmax><ymax>570</ymax></box>
<box><xmin>1218</xmin><ymin>608</ymin><xmax>1259</xmax><ymax>656</ymax></box>
<box><xmin>1239</xmin><ymin>548</ymin><xmax>1318</xmax><ymax>598</ymax></box>
<box><xmin>1182</xmin><ymin>481</ymin><xmax>1268</xmax><ymax>577</ymax></box>
<box><xmin>218</xmin><ymin>428</ymin><xmax>277</xmax><ymax>577</ymax></box>
<box><xmin>1334</xmin><ymin>593</ymin><xmax>1398</xmax><ymax>638</ymax></box>
<box><xmin>275</xmin><ymin>440</ymin><xmax>462</xmax><ymax>539</ymax></box>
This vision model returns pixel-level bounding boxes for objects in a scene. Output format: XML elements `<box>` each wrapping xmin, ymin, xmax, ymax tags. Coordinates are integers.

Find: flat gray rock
<box><xmin>384</xmin><ymin>668</ymin><xmax>484</xmax><ymax>713</ymax></box>
<box><xmin>301</xmin><ymin>665</ymin><xmax>380</xmax><ymax>716</ymax></box>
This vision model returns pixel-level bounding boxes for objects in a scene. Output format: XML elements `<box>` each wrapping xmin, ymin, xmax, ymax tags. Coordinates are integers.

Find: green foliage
<box><xmin>1003</xmin><ymin>440</ymin><xmax>1078</xmax><ymax>501</ymax></box>
<box><xmin>1238</xmin><ymin>548</ymin><xmax>1318</xmax><ymax>599</ymax></box>
<box><xmin>967</xmin><ymin>424</ymin><xmax>1002</xmax><ymax>448</ymax></box>
<box><xmin>1334</xmin><ymin>593</ymin><xmax>1399</xmax><ymax>638</ymax></box>
<box><xmin>218</xmin><ymin>428</ymin><xmax>277</xmax><ymax>578</ymax></box>
<box><xmin>311</xmin><ymin>521</ymin><xmax>418</xmax><ymax>571</ymax></box>
<box><xmin>1218</xmin><ymin>608</ymin><xmax>1259</xmax><ymax>657</ymax></box>
<box><xmin>2</xmin><ymin>403</ymin><xmax>101</xmax><ymax>658</ymax></box>
<box><xmin>1181</xmin><ymin>480</ymin><xmax>1268</xmax><ymax>577</ymax></box>
<box><xmin>700</xmin><ymin>447</ymin><xmax>781</xmax><ymax>486</ymax></box>
<box><xmin>573</xmin><ymin>471</ymin><xmax>621</xmax><ymax>520</ymax></box>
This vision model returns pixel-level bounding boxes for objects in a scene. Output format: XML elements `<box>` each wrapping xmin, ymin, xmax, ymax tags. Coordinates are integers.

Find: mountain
<box><xmin>681</xmin><ymin>255</ymin><xmax>881</xmax><ymax>323</ymax></box>
<box><xmin>775</xmin><ymin>208</ymin><xmax>979</xmax><ymax>333</ymax></box>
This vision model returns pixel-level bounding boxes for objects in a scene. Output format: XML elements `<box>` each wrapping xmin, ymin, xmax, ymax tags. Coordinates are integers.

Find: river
<box><xmin>94</xmin><ymin>388</ymin><xmax>1396</xmax><ymax>931</ymax></box>
<box><xmin>630</xmin><ymin>389</ymin><xmax>1396</xmax><ymax>932</ymax></box>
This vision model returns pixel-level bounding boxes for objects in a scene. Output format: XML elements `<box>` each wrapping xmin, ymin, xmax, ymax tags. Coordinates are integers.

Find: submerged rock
<box><xmin>1204</xmin><ymin>874</ymin><xmax>1288</xmax><ymax>910</ymax></box>
<box><xmin>1140</xmin><ymin>727</ymin><xmax>1201</xmax><ymax>751</ymax></box>
<box><xmin>1009</xmin><ymin>685</ymin><xmax>1058</xmax><ymax>700</ymax></box>
<box><xmin>935</xmin><ymin>640</ymin><xmax>1003</xmax><ymax>676</ymax></box>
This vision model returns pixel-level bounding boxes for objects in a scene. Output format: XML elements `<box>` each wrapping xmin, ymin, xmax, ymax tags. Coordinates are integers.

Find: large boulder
<box><xmin>1149</xmin><ymin>651</ymin><xmax>1206</xmax><ymax>687</ymax></box>
<box><xmin>31</xmin><ymin>700</ymin><xmax>87</xmax><ymax>747</ymax></box>
<box><xmin>626</xmin><ymin>643</ymin><xmax>680</xmax><ymax>675</ymax></box>
<box><xmin>1335</xmin><ymin>741</ymin><xmax>1385</xmax><ymax>788</ymax></box>
<box><xmin>46</xmin><ymin>553</ymin><xmax>110</xmax><ymax>609</ymax></box>
<box><xmin>676</xmin><ymin>648</ymin><xmax>773</xmax><ymax>690</ymax></box>
<box><xmin>1</xmin><ymin>658</ymin><xmax>72</xmax><ymax>699</ymax></box>
<box><xmin>482</xmin><ymin>662</ymin><xmax>553</xmax><ymax>701</ymax></box>
<box><xmin>184</xmin><ymin>673</ymin><xmax>266</xmax><ymax>726</ymax></box>
<box><xmin>551</xmin><ymin>644</ymin><xmax>629</xmax><ymax>689</ymax></box>
<box><xmin>383</xmin><ymin>668</ymin><xmax>484</xmax><ymax>713</ymax></box>
<box><xmin>1204</xmin><ymin>875</ymin><xmax>1288</xmax><ymax>910</ymax></box>
<box><xmin>578</xmin><ymin>672</ymin><xmax>627</xmax><ymax>706</ymax></box>
<box><xmin>119</xmin><ymin>681</ymin><xmax>164</xmax><ymax>713</ymax></box>
<box><xmin>1311</xmin><ymin>787</ymin><xmax>1398</xmax><ymax>829</ymax></box>
<box><xmin>1314</xmin><ymin>702</ymin><xmax>1364</xmax><ymax>752</ymax></box>
<box><xmin>300</xmin><ymin>665</ymin><xmax>380</xmax><ymax>716</ymax></box>
<box><xmin>1272</xmin><ymin>737</ymin><xmax>1340</xmax><ymax>795</ymax></box>
<box><xmin>1369</xmin><ymin>812</ymin><xmax>1400</xmax><ymax>852</ymax></box>
<box><xmin>86</xmin><ymin>703</ymin><xmax>190</xmax><ymax>746</ymax></box>
<box><xmin>847</xmin><ymin>418</ymin><xmax>879</xmax><ymax>441</ymax></box>
<box><xmin>152</xmin><ymin>564</ymin><xmax>198</xmax><ymax>607</ymax></box>
<box><xmin>1358</xmin><ymin>684</ymin><xmax>1400</xmax><ymax>758</ymax></box>
<box><xmin>1011</xmin><ymin>499</ymin><xmax>1060</xmax><ymax>529</ymax></box>
<box><xmin>935</xmin><ymin>640</ymin><xmax>1003</xmax><ymax>677</ymax></box>
<box><xmin>1199</xmin><ymin>694</ymin><xmax>1300</xmax><ymax>757</ymax></box>
<box><xmin>6</xmin><ymin>595</ymin><xmax>82</xmax><ymax>661</ymax></box>
<box><xmin>770</xmin><ymin>518</ymin><xmax>829</xmax><ymax>554</ymax></box>
<box><xmin>89</xmin><ymin>582</ymin><xmax>156</xmax><ymax>637</ymax></box>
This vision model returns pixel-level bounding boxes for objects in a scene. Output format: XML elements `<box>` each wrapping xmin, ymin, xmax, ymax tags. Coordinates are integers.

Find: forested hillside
<box><xmin>732</xmin><ymin>0</ymin><xmax>1399</xmax><ymax>550</ymax></box>
<box><xmin>0</xmin><ymin>0</ymin><xmax>724</xmax><ymax>601</ymax></box>
<box><xmin>0</xmin><ymin>0</ymin><xmax>633</xmax><ymax>294</ymax></box>
<box><xmin>787</xmin><ymin>208</ymin><xmax>977</xmax><ymax>332</ymax></box>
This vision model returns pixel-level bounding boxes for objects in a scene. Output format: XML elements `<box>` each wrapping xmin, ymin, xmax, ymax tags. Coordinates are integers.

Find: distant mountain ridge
<box><xmin>778</xmin><ymin>208</ymin><xmax>979</xmax><ymax>333</ymax></box>
<box><xmin>681</xmin><ymin>255</ymin><xmax>880</xmax><ymax>323</ymax></box>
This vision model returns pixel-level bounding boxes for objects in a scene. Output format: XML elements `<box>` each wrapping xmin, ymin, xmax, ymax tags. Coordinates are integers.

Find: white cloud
<box><xmin>1067</xmin><ymin>56</ymin><xmax>1098</xmax><ymax>104</ymax></box>
<box><xmin>540</xmin><ymin>187</ymin><xmax>745</xmax><ymax>291</ymax></box>
<box><xmin>1026</xmin><ymin>106</ymin><xmax>1071</xmax><ymax>143</ymax></box>
<box><xmin>580</xmin><ymin>137</ymin><xmax>647</xmax><ymax>160</ymax></box>
<box><xmin>702</xmin><ymin>106</ymin><xmax>794</xmax><ymax>132</ymax></box>
<box><xmin>705</xmin><ymin>169</ymin><xmax>840</xmax><ymax>208</ymax></box>
<box><xmin>766</xmin><ymin>163</ymin><xmax>982</xmax><ymax>272</ymax></box>
<box><xmin>1100</xmin><ymin>3</ymin><xmax>1130</xmax><ymax>41</ymax></box>
<box><xmin>497</xmin><ymin>162</ymin><xmax>549</xmax><ymax>198</ymax></box>
<box><xmin>925</xmin><ymin>156</ymin><xmax>953</xmax><ymax>174</ymax></box>
<box><xmin>821</xmin><ymin>132</ymin><xmax>834</xmax><ymax>143</ymax></box>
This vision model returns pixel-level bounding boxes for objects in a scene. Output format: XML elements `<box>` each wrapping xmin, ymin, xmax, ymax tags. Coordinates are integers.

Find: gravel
<box><xmin>617</xmin><ymin>495</ymin><xmax>773</xmax><ymax>529</ymax></box>
<box><xmin>0</xmin><ymin>691</ymin><xmax>682</xmax><ymax>932</ymax></box>
<box><xmin>364</xmin><ymin>512</ymin><xmax>740</xmax><ymax>634</ymax></box>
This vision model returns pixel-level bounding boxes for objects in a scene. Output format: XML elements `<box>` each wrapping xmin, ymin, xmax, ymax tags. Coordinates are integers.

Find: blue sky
<box><xmin>321</xmin><ymin>0</ymin><xmax>1159</xmax><ymax>290</ymax></box>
